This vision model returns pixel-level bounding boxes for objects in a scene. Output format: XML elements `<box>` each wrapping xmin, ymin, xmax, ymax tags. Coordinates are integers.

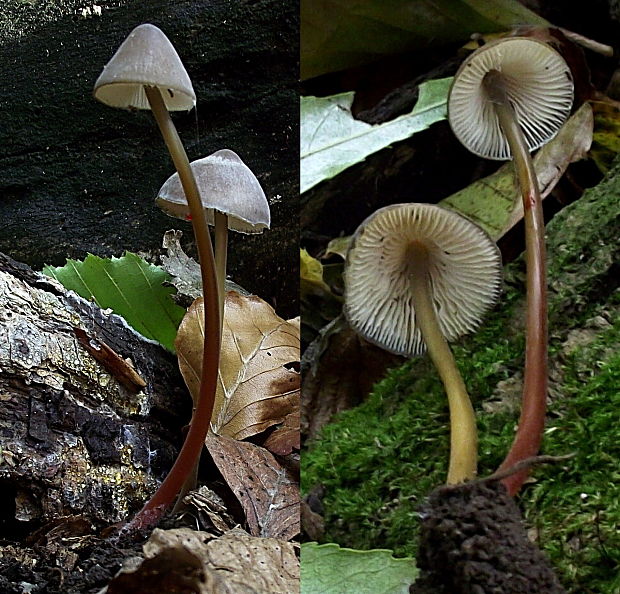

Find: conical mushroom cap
<box><xmin>156</xmin><ymin>149</ymin><xmax>270</xmax><ymax>233</ymax></box>
<box><xmin>94</xmin><ymin>23</ymin><xmax>196</xmax><ymax>111</ymax></box>
<box><xmin>344</xmin><ymin>203</ymin><xmax>502</xmax><ymax>357</ymax></box>
<box><xmin>448</xmin><ymin>37</ymin><xmax>574</xmax><ymax>160</ymax></box>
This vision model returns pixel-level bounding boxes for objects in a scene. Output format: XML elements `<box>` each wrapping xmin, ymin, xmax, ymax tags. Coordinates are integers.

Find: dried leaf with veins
<box><xmin>175</xmin><ymin>291</ymin><xmax>300</xmax><ymax>439</ymax></box>
<box><xmin>264</xmin><ymin>410</ymin><xmax>300</xmax><ymax>456</ymax></box>
<box><xmin>104</xmin><ymin>527</ymin><xmax>299</xmax><ymax>593</ymax></box>
<box><xmin>206</xmin><ymin>433</ymin><xmax>300</xmax><ymax>540</ymax></box>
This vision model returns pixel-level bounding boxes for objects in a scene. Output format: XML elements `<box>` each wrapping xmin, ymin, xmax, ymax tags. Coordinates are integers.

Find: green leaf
<box><xmin>301</xmin><ymin>542</ymin><xmax>417</xmax><ymax>594</ymax></box>
<box><xmin>440</xmin><ymin>103</ymin><xmax>593</xmax><ymax>240</ymax></box>
<box><xmin>301</xmin><ymin>0</ymin><xmax>547</xmax><ymax>80</ymax></box>
<box><xmin>301</xmin><ymin>77</ymin><xmax>451</xmax><ymax>193</ymax></box>
<box><xmin>43</xmin><ymin>252</ymin><xmax>186</xmax><ymax>351</ymax></box>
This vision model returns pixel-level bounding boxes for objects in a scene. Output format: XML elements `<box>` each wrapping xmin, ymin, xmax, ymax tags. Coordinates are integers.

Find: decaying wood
<box><xmin>0</xmin><ymin>252</ymin><xmax>189</xmax><ymax>527</ymax></box>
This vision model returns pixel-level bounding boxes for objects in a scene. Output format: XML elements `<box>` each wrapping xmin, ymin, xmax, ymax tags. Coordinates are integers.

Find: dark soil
<box><xmin>412</xmin><ymin>481</ymin><xmax>566</xmax><ymax>594</ymax></box>
<box><xmin>0</xmin><ymin>527</ymin><xmax>163</xmax><ymax>594</ymax></box>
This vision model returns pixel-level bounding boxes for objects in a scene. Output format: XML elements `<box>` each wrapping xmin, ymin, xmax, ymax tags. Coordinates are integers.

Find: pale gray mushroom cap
<box><xmin>156</xmin><ymin>149</ymin><xmax>270</xmax><ymax>233</ymax></box>
<box><xmin>448</xmin><ymin>37</ymin><xmax>574</xmax><ymax>160</ymax></box>
<box><xmin>344</xmin><ymin>203</ymin><xmax>502</xmax><ymax>357</ymax></box>
<box><xmin>93</xmin><ymin>23</ymin><xmax>196</xmax><ymax>111</ymax></box>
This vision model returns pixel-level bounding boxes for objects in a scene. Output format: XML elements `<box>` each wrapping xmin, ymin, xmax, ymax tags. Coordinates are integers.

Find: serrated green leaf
<box><xmin>43</xmin><ymin>252</ymin><xmax>185</xmax><ymax>351</ymax></box>
<box><xmin>301</xmin><ymin>77</ymin><xmax>452</xmax><ymax>194</ymax></box>
<box><xmin>301</xmin><ymin>542</ymin><xmax>417</xmax><ymax>594</ymax></box>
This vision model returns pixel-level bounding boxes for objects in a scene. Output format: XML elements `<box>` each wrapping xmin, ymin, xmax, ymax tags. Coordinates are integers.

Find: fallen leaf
<box><xmin>300</xmin><ymin>78</ymin><xmax>451</xmax><ymax>193</ymax></box>
<box><xmin>176</xmin><ymin>291</ymin><xmax>300</xmax><ymax>440</ymax></box>
<box><xmin>440</xmin><ymin>103</ymin><xmax>593</xmax><ymax>240</ymax></box>
<box><xmin>161</xmin><ymin>230</ymin><xmax>253</xmax><ymax>304</ymax></box>
<box><xmin>300</xmin><ymin>249</ymin><xmax>343</xmax><ymax>340</ymax></box>
<box><xmin>206</xmin><ymin>433</ymin><xmax>300</xmax><ymax>540</ymax></box>
<box><xmin>161</xmin><ymin>230</ymin><xmax>203</xmax><ymax>301</ymax></box>
<box><xmin>301</xmin><ymin>0</ymin><xmax>546</xmax><ymax>80</ymax></box>
<box><xmin>301</xmin><ymin>542</ymin><xmax>416</xmax><ymax>594</ymax></box>
<box><xmin>323</xmin><ymin>236</ymin><xmax>352</xmax><ymax>260</ymax></box>
<box><xmin>302</xmin><ymin>315</ymin><xmax>403</xmax><ymax>440</ymax></box>
<box><xmin>263</xmin><ymin>410</ymin><xmax>301</xmax><ymax>456</ymax></box>
<box><xmin>105</xmin><ymin>527</ymin><xmax>299</xmax><ymax>594</ymax></box>
<box><xmin>43</xmin><ymin>252</ymin><xmax>185</xmax><ymax>351</ymax></box>
<box><xmin>182</xmin><ymin>486</ymin><xmax>235</xmax><ymax>535</ymax></box>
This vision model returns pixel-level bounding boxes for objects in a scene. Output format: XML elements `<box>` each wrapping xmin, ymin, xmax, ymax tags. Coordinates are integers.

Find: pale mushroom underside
<box><xmin>448</xmin><ymin>37</ymin><xmax>574</xmax><ymax>160</ymax></box>
<box><xmin>344</xmin><ymin>203</ymin><xmax>502</xmax><ymax>357</ymax></box>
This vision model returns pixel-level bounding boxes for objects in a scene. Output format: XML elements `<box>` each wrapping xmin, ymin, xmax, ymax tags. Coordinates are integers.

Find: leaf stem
<box><xmin>484</xmin><ymin>70</ymin><xmax>548</xmax><ymax>496</ymax></box>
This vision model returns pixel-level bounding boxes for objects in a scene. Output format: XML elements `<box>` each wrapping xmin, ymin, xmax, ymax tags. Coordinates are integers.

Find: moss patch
<box><xmin>303</xmin><ymin>157</ymin><xmax>620</xmax><ymax>592</ymax></box>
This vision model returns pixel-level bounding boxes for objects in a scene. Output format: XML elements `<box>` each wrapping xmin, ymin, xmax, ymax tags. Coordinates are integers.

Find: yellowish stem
<box><xmin>407</xmin><ymin>242</ymin><xmax>477</xmax><ymax>484</ymax></box>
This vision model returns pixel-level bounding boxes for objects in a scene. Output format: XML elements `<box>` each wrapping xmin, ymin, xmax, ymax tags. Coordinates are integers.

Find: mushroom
<box><xmin>448</xmin><ymin>37</ymin><xmax>573</xmax><ymax>495</ymax></box>
<box><xmin>344</xmin><ymin>203</ymin><xmax>502</xmax><ymax>484</ymax></box>
<box><xmin>94</xmin><ymin>23</ymin><xmax>221</xmax><ymax>531</ymax></box>
<box><xmin>157</xmin><ymin>149</ymin><xmax>270</xmax><ymax>334</ymax></box>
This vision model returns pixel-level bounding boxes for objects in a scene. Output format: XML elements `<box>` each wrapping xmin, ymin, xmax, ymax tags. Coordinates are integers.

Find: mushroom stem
<box><xmin>407</xmin><ymin>242</ymin><xmax>478</xmax><ymax>484</ymax></box>
<box><xmin>484</xmin><ymin>70</ymin><xmax>548</xmax><ymax>495</ymax></box>
<box><xmin>126</xmin><ymin>85</ymin><xmax>221</xmax><ymax>531</ymax></box>
<box><xmin>214</xmin><ymin>210</ymin><xmax>228</xmax><ymax>337</ymax></box>
<box><xmin>172</xmin><ymin>211</ymin><xmax>227</xmax><ymax>512</ymax></box>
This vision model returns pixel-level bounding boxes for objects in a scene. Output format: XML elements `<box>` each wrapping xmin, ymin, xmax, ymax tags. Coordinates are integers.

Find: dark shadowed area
<box><xmin>0</xmin><ymin>0</ymin><xmax>298</xmax><ymax>318</ymax></box>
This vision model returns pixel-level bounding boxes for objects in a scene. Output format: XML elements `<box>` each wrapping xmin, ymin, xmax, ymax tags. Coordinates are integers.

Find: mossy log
<box><xmin>303</xmin><ymin>155</ymin><xmax>620</xmax><ymax>591</ymax></box>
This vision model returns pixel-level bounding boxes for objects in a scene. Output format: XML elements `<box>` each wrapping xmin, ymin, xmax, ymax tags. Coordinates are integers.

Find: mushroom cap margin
<box><xmin>94</xmin><ymin>23</ymin><xmax>196</xmax><ymax>112</ymax></box>
<box><xmin>156</xmin><ymin>149</ymin><xmax>270</xmax><ymax>233</ymax></box>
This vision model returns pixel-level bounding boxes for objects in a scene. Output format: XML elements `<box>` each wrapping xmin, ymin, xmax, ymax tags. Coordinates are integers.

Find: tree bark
<box><xmin>0</xmin><ymin>252</ymin><xmax>188</xmax><ymax>528</ymax></box>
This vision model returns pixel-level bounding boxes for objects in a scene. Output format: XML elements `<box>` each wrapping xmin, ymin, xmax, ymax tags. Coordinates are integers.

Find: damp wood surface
<box><xmin>0</xmin><ymin>252</ymin><xmax>188</xmax><ymax>529</ymax></box>
<box><xmin>0</xmin><ymin>0</ymin><xmax>298</xmax><ymax>318</ymax></box>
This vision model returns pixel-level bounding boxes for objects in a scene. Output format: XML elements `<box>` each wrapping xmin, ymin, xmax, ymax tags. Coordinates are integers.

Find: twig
<box><xmin>483</xmin><ymin>453</ymin><xmax>575</xmax><ymax>484</ymax></box>
<box><xmin>558</xmin><ymin>28</ymin><xmax>614</xmax><ymax>57</ymax></box>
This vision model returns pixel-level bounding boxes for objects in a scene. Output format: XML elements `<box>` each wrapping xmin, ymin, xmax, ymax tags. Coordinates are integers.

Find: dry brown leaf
<box><xmin>105</xmin><ymin>527</ymin><xmax>299</xmax><ymax>594</ymax></box>
<box><xmin>302</xmin><ymin>315</ymin><xmax>404</xmax><ymax>441</ymax></box>
<box><xmin>206</xmin><ymin>433</ymin><xmax>300</xmax><ymax>541</ymax></box>
<box><xmin>176</xmin><ymin>291</ymin><xmax>300</xmax><ymax>440</ymax></box>
<box><xmin>263</xmin><ymin>410</ymin><xmax>300</xmax><ymax>456</ymax></box>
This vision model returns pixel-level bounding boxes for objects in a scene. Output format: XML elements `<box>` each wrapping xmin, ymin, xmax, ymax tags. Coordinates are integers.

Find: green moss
<box><xmin>527</xmin><ymin>315</ymin><xmax>620</xmax><ymax>591</ymax></box>
<box><xmin>302</xmin><ymin>292</ymin><xmax>520</xmax><ymax>555</ymax></box>
<box><xmin>303</xmin><ymin>158</ymin><xmax>620</xmax><ymax>591</ymax></box>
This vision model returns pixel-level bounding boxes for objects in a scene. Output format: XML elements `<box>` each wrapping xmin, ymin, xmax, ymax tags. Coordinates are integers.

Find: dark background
<box><xmin>0</xmin><ymin>0</ymin><xmax>298</xmax><ymax>318</ymax></box>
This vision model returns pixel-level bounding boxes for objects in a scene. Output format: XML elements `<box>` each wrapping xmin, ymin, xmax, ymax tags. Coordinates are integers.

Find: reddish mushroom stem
<box><xmin>124</xmin><ymin>85</ymin><xmax>221</xmax><ymax>532</ymax></box>
<box><xmin>484</xmin><ymin>70</ymin><xmax>548</xmax><ymax>495</ymax></box>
